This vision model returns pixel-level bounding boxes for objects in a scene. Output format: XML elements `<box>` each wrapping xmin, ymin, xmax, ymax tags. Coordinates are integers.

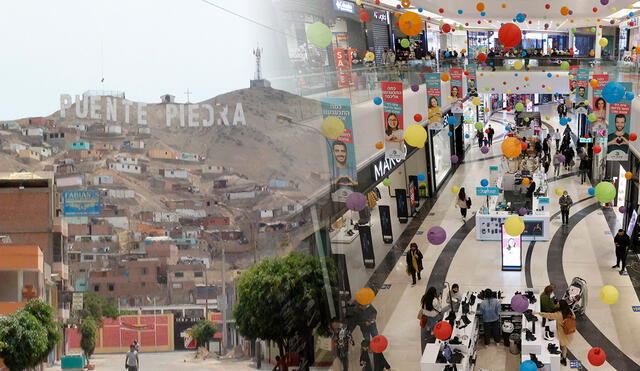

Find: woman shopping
<box><xmin>420</xmin><ymin>287</ymin><xmax>447</xmax><ymax>350</ymax></box>
<box><xmin>534</xmin><ymin>300</ymin><xmax>575</xmax><ymax>366</ymax></box>
<box><xmin>456</xmin><ymin>187</ymin><xmax>472</xmax><ymax>222</ymax></box>
<box><xmin>406</xmin><ymin>242</ymin><xmax>423</xmax><ymax>286</ymax></box>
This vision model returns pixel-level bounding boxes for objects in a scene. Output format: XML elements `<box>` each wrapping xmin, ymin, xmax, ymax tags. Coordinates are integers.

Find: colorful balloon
<box><xmin>588</xmin><ymin>347</ymin><xmax>606</xmax><ymax>366</ymax></box>
<box><xmin>370</xmin><ymin>335</ymin><xmax>388</xmax><ymax>353</ymax></box>
<box><xmin>595</xmin><ymin>182</ymin><xmax>616</xmax><ymax>203</ymax></box>
<box><xmin>510</xmin><ymin>294</ymin><xmax>529</xmax><ymax>312</ymax></box>
<box><xmin>321</xmin><ymin>116</ymin><xmax>345</xmax><ymax>138</ymax></box>
<box><xmin>346</xmin><ymin>192</ymin><xmax>367</xmax><ymax>211</ymax></box>
<box><xmin>600</xmin><ymin>285</ymin><xmax>619</xmax><ymax>304</ymax></box>
<box><xmin>498</xmin><ymin>23</ymin><xmax>522</xmax><ymax>48</ymax></box>
<box><xmin>451</xmin><ymin>186</ymin><xmax>460</xmax><ymax>194</ymax></box>
<box><xmin>404</xmin><ymin>125</ymin><xmax>427</xmax><ymax>148</ymax></box>
<box><xmin>427</xmin><ymin>226</ymin><xmax>447</xmax><ymax>245</ymax></box>
<box><xmin>355</xmin><ymin>288</ymin><xmax>375</xmax><ymax>305</ymax></box>
<box><xmin>602</xmin><ymin>82</ymin><xmax>625</xmax><ymax>103</ymax></box>
<box><xmin>306</xmin><ymin>22</ymin><xmax>333</xmax><ymax>48</ymax></box>
<box><xmin>382</xmin><ymin>178</ymin><xmax>392</xmax><ymax>187</ymax></box>
<box><xmin>502</xmin><ymin>137</ymin><xmax>522</xmax><ymax>158</ymax></box>
<box><xmin>504</xmin><ymin>215</ymin><xmax>525</xmax><ymax>236</ymax></box>
<box><xmin>434</xmin><ymin>321</ymin><xmax>453</xmax><ymax>340</ymax></box>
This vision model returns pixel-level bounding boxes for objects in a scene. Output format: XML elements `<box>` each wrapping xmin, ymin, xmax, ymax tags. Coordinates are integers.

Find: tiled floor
<box><xmin>338</xmin><ymin>103</ymin><xmax>640</xmax><ymax>370</ymax></box>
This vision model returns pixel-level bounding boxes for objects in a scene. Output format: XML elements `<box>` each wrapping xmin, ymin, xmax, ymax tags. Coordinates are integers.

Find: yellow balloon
<box><xmin>555</xmin><ymin>188</ymin><xmax>564</xmax><ymax>196</ymax></box>
<box><xmin>599</xmin><ymin>38</ymin><xmax>609</xmax><ymax>47</ymax></box>
<box><xmin>355</xmin><ymin>0</ymin><xmax>363</xmax><ymax>5</ymax></box>
<box><xmin>504</xmin><ymin>215</ymin><xmax>525</xmax><ymax>236</ymax></box>
<box><xmin>600</xmin><ymin>285</ymin><xmax>619</xmax><ymax>305</ymax></box>
<box><xmin>514</xmin><ymin>60</ymin><xmax>524</xmax><ymax>70</ymax></box>
<box><xmin>451</xmin><ymin>186</ymin><xmax>460</xmax><ymax>194</ymax></box>
<box><xmin>404</xmin><ymin>125</ymin><xmax>427</xmax><ymax>148</ymax></box>
<box><xmin>321</xmin><ymin>116</ymin><xmax>345</xmax><ymax>139</ymax></box>
<box><xmin>364</xmin><ymin>51</ymin><xmax>375</xmax><ymax>61</ymax></box>
<box><xmin>472</xmin><ymin>97</ymin><xmax>481</xmax><ymax>106</ymax></box>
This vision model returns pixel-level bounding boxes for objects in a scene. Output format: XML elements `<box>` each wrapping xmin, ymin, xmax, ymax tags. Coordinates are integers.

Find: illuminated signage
<box><xmin>334</xmin><ymin>0</ymin><xmax>355</xmax><ymax>14</ymax></box>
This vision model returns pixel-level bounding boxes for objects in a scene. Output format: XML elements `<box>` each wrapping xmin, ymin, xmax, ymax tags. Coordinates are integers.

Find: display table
<box><xmin>475</xmin><ymin>212</ymin><xmax>550</xmax><ymax>241</ymax></box>
<box><xmin>330</xmin><ymin>227</ymin><xmax>359</xmax><ymax>244</ymax></box>
<box><xmin>520</xmin><ymin>293</ymin><xmax>562</xmax><ymax>370</ymax></box>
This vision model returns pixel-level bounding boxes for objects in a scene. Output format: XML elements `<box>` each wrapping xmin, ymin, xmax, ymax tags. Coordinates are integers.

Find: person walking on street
<box><xmin>478</xmin><ymin>289</ymin><xmax>501</xmax><ymax>345</ymax></box>
<box><xmin>420</xmin><ymin>287</ymin><xmax>447</xmax><ymax>350</ymax></box>
<box><xmin>579</xmin><ymin>155</ymin><xmax>590</xmax><ymax>184</ymax></box>
<box><xmin>487</xmin><ymin>125</ymin><xmax>495</xmax><ymax>146</ymax></box>
<box><xmin>125</xmin><ymin>345</ymin><xmax>139</xmax><ymax>371</ymax></box>
<box><xmin>534</xmin><ymin>300</ymin><xmax>575</xmax><ymax>366</ymax></box>
<box><xmin>612</xmin><ymin>229</ymin><xmax>631</xmax><ymax>275</ymax></box>
<box><xmin>331</xmin><ymin>319</ymin><xmax>353</xmax><ymax>371</ymax></box>
<box><xmin>563</xmin><ymin>146</ymin><xmax>574</xmax><ymax>170</ymax></box>
<box><xmin>406</xmin><ymin>242</ymin><xmax>423</xmax><ymax>286</ymax></box>
<box><xmin>360</xmin><ymin>340</ymin><xmax>373</xmax><ymax>371</ymax></box>
<box><xmin>456</xmin><ymin>187</ymin><xmax>471</xmax><ymax>222</ymax></box>
<box><xmin>476</xmin><ymin>130</ymin><xmax>485</xmax><ymax>148</ymax></box>
<box><xmin>553</xmin><ymin>150</ymin><xmax>562</xmax><ymax>177</ymax></box>
<box><xmin>559</xmin><ymin>191</ymin><xmax>573</xmax><ymax>225</ymax></box>
<box><xmin>356</xmin><ymin>302</ymin><xmax>379</xmax><ymax>340</ymax></box>
<box><xmin>553</xmin><ymin>129</ymin><xmax>562</xmax><ymax>148</ymax></box>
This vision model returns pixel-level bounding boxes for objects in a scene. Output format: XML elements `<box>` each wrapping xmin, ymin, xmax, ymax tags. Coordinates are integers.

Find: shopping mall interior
<box><xmin>3</xmin><ymin>0</ymin><xmax>640</xmax><ymax>371</ymax></box>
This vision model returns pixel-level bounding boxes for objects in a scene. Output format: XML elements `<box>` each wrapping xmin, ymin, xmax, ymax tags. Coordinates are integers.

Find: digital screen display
<box><xmin>501</xmin><ymin>225</ymin><xmax>522</xmax><ymax>271</ymax></box>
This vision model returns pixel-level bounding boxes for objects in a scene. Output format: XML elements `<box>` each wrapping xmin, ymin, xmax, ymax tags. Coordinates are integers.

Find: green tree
<box><xmin>191</xmin><ymin>319</ymin><xmax>218</xmax><ymax>351</ymax></box>
<box><xmin>23</xmin><ymin>299</ymin><xmax>62</xmax><ymax>361</ymax></box>
<box><xmin>0</xmin><ymin>310</ymin><xmax>49</xmax><ymax>371</ymax></box>
<box><xmin>234</xmin><ymin>252</ymin><xmax>337</xmax><ymax>368</ymax></box>
<box><xmin>80</xmin><ymin>292</ymin><xmax>119</xmax><ymax>325</ymax></box>
<box><xmin>79</xmin><ymin>318</ymin><xmax>98</xmax><ymax>360</ymax></box>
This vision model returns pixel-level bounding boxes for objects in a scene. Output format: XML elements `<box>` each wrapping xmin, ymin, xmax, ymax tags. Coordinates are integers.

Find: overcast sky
<box><xmin>0</xmin><ymin>0</ymin><xmax>288</xmax><ymax>119</ymax></box>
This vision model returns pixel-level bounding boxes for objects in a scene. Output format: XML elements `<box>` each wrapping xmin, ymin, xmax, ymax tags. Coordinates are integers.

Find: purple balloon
<box><xmin>518</xmin><ymin>207</ymin><xmax>528</xmax><ymax>216</ymax></box>
<box><xmin>619</xmin><ymin>206</ymin><xmax>627</xmax><ymax>213</ymax></box>
<box><xmin>451</xmin><ymin>155</ymin><xmax>459</xmax><ymax>164</ymax></box>
<box><xmin>558</xmin><ymin>155</ymin><xmax>566</xmax><ymax>163</ymax></box>
<box><xmin>346</xmin><ymin>192</ymin><xmax>367</xmax><ymax>212</ymax></box>
<box><xmin>481</xmin><ymin>146</ymin><xmax>489</xmax><ymax>154</ymax></box>
<box><xmin>511</xmin><ymin>294</ymin><xmax>529</xmax><ymax>313</ymax></box>
<box><xmin>411</xmin><ymin>84</ymin><xmax>420</xmax><ymax>92</ymax></box>
<box><xmin>427</xmin><ymin>226</ymin><xmax>447</xmax><ymax>245</ymax></box>
<box><xmin>601</xmin><ymin>0</ymin><xmax>609</xmax><ymax>5</ymax></box>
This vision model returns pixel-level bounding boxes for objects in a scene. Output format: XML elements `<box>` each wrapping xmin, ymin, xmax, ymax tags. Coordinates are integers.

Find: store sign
<box><xmin>538</xmin><ymin>197</ymin><xmax>550</xmax><ymax>205</ymax></box>
<box><xmin>334</xmin><ymin>49</ymin><xmax>352</xmax><ymax>88</ymax></box>
<box><xmin>63</xmin><ymin>190</ymin><xmax>101</xmax><ymax>216</ymax></box>
<box><xmin>373</xmin><ymin>157</ymin><xmax>402</xmax><ymax>181</ymax></box>
<box><xmin>476</xmin><ymin>187</ymin><xmax>500</xmax><ymax>196</ymax></box>
<box><xmin>373</xmin><ymin>11</ymin><xmax>388</xmax><ymax>23</ymax></box>
<box><xmin>72</xmin><ymin>292</ymin><xmax>84</xmax><ymax>311</ymax></box>
<box><xmin>334</xmin><ymin>0</ymin><xmax>355</xmax><ymax>14</ymax></box>
<box><xmin>579</xmin><ymin>137</ymin><xmax>593</xmax><ymax>143</ymax></box>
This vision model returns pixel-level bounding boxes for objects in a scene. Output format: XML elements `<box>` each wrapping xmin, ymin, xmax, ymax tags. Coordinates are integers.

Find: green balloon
<box><xmin>401</xmin><ymin>39</ymin><xmax>410</xmax><ymax>48</ymax></box>
<box><xmin>560</xmin><ymin>61</ymin><xmax>570</xmax><ymax>71</ymax></box>
<box><xmin>524</xmin><ymin>117</ymin><xmax>530</xmax><ymax>122</ymax></box>
<box><xmin>591</xmin><ymin>27</ymin><xmax>596</xmax><ymax>32</ymax></box>
<box><xmin>515</xmin><ymin>102</ymin><xmax>524</xmax><ymax>112</ymax></box>
<box><xmin>588</xmin><ymin>113</ymin><xmax>597</xmax><ymax>122</ymax></box>
<box><xmin>382</xmin><ymin>178</ymin><xmax>392</xmax><ymax>187</ymax></box>
<box><xmin>595</xmin><ymin>182</ymin><xmax>616</xmax><ymax>203</ymax></box>
<box><xmin>475</xmin><ymin>122</ymin><xmax>484</xmax><ymax>131</ymax></box>
<box><xmin>307</xmin><ymin>22</ymin><xmax>332</xmax><ymax>48</ymax></box>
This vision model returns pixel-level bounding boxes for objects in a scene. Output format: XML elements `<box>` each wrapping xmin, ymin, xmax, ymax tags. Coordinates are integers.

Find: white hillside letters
<box><xmin>59</xmin><ymin>94</ymin><xmax>247</xmax><ymax>128</ymax></box>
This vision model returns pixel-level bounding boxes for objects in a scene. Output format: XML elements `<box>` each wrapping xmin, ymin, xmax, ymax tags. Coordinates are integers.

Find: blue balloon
<box><xmin>521</xmin><ymin>51</ymin><xmax>527</xmax><ymax>56</ymax></box>
<box><xmin>481</xmin><ymin>179</ymin><xmax>489</xmax><ymax>187</ymax></box>
<box><xmin>481</xmin><ymin>11</ymin><xmax>486</xmax><ymax>16</ymax></box>
<box><xmin>602</xmin><ymin>82</ymin><xmax>625</xmax><ymax>104</ymax></box>
<box><xmin>458</xmin><ymin>9</ymin><xmax>463</xmax><ymax>14</ymax></box>
<box><xmin>547</xmin><ymin>73</ymin><xmax>552</xmax><ymax>78</ymax></box>
<box><xmin>465</xmin><ymin>134</ymin><xmax>470</xmax><ymax>138</ymax></box>
<box><xmin>418</xmin><ymin>7</ymin><xmax>423</xmax><ymax>12</ymax></box>
<box><xmin>515</xmin><ymin>73</ymin><xmax>519</xmax><ymax>77</ymax></box>
<box><xmin>448</xmin><ymin>116</ymin><xmax>457</xmax><ymax>125</ymax></box>
<box><xmin>447</xmin><ymin>131</ymin><xmax>453</xmax><ymax>136</ymax></box>
<box><xmin>373</xmin><ymin>97</ymin><xmax>383</xmax><ymax>105</ymax></box>
<box><xmin>520</xmin><ymin>360</ymin><xmax>537</xmax><ymax>371</ymax></box>
<box><xmin>516</xmin><ymin>13</ymin><xmax>526</xmax><ymax>23</ymax></box>
<box><xmin>418</xmin><ymin>173</ymin><xmax>426</xmax><ymax>181</ymax></box>
<box><xmin>567</xmin><ymin>117</ymin><xmax>572</xmax><ymax>122</ymax></box>
<box><xmin>505</xmin><ymin>126</ymin><xmax>511</xmax><ymax>131</ymax></box>
<box><xmin>588</xmin><ymin>187</ymin><xmax>595</xmax><ymax>196</ymax></box>
<box><xmin>560</xmin><ymin>117</ymin><xmax>568</xmax><ymax>126</ymax></box>
<box><xmin>626</xmin><ymin>91</ymin><xmax>635</xmax><ymax>101</ymax></box>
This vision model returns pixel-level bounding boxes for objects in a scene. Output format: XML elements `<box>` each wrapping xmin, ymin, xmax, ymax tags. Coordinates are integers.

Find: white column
<box><xmin>595</xmin><ymin>27</ymin><xmax>603</xmax><ymax>59</ymax></box>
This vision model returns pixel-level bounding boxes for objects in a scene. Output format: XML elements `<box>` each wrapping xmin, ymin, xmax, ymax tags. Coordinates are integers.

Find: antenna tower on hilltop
<box><xmin>253</xmin><ymin>44</ymin><xmax>263</xmax><ymax>81</ymax></box>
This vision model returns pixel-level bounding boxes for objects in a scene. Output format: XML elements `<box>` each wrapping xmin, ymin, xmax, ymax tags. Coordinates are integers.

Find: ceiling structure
<box><xmin>378</xmin><ymin>0</ymin><xmax>640</xmax><ymax>30</ymax></box>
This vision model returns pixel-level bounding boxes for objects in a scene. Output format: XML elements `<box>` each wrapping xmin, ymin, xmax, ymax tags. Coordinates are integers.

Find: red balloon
<box><xmin>485</xmin><ymin>129</ymin><xmax>490</xmax><ymax>133</ymax></box>
<box><xmin>414</xmin><ymin>114</ymin><xmax>423</xmax><ymax>122</ymax></box>
<box><xmin>588</xmin><ymin>347</ymin><xmax>606</xmax><ymax>366</ymax></box>
<box><xmin>442</xmin><ymin>24</ymin><xmax>451</xmax><ymax>33</ymax></box>
<box><xmin>630</xmin><ymin>133</ymin><xmax>638</xmax><ymax>141</ymax></box>
<box><xmin>545</xmin><ymin>4</ymin><xmax>551</xmax><ymax>9</ymax></box>
<box><xmin>477</xmin><ymin>53</ymin><xmax>487</xmax><ymax>62</ymax></box>
<box><xmin>370</xmin><ymin>335</ymin><xmax>388</xmax><ymax>353</ymax></box>
<box><xmin>521</xmin><ymin>142</ymin><xmax>528</xmax><ymax>151</ymax></box>
<box><xmin>434</xmin><ymin>321</ymin><xmax>452</xmax><ymax>340</ymax></box>
<box><xmin>593</xmin><ymin>145</ymin><xmax>602</xmax><ymax>154</ymax></box>
<box><xmin>438</xmin><ymin>8</ymin><xmax>444</xmax><ymax>13</ymax></box>
<box><xmin>498</xmin><ymin>23</ymin><xmax>522</xmax><ymax>48</ymax></box>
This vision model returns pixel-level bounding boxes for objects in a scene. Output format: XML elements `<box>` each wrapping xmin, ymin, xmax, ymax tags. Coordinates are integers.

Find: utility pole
<box><xmin>204</xmin><ymin>264</ymin><xmax>209</xmax><ymax>318</ymax></box>
<box><xmin>221</xmin><ymin>241</ymin><xmax>227</xmax><ymax>351</ymax></box>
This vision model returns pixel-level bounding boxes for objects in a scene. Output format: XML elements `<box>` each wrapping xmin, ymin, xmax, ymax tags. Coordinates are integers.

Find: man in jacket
<box><xmin>356</xmin><ymin>303</ymin><xmax>379</xmax><ymax>340</ymax></box>
<box><xmin>612</xmin><ymin>229</ymin><xmax>631</xmax><ymax>275</ymax></box>
<box><xmin>406</xmin><ymin>242</ymin><xmax>423</xmax><ymax>286</ymax></box>
<box><xmin>478</xmin><ymin>289</ymin><xmax>501</xmax><ymax>345</ymax></box>
<box><xmin>559</xmin><ymin>191</ymin><xmax>573</xmax><ymax>225</ymax></box>
<box><xmin>487</xmin><ymin>125</ymin><xmax>495</xmax><ymax>146</ymax></box>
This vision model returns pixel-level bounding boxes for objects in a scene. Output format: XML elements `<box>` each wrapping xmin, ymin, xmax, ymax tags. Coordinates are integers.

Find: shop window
<box><xmin>174</xmin><ymin>272</ymin><xmax>184</xmax><ymax>278</ymax></box>
<box><xmin>194</xmin><ymin>271</ymin><xmax>203</xmax><ymax>278</ymax></box>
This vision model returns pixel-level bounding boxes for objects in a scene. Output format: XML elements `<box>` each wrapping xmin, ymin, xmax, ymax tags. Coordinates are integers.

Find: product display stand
<box><xmin>520</xmin><ymin>292</ymin><xmax>561</xmax><ymax>371</ymax></box>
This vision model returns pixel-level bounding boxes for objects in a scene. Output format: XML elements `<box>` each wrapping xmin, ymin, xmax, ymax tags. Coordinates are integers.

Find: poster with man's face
<box><xmin>322</xmin><ymin>98</ymin><xmax>358</xmax><ymax>202</ymax></box>
<box><xmin>607</xmin><ymin>82</ymin><xmax>632</xmax><ymax>161</ymax></box>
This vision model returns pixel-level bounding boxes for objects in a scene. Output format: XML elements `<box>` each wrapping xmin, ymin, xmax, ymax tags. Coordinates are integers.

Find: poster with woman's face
<box><xmin>426</xmin><ymin>73</ymin><xmax>442</xmax><ymax>125</ymax></box>
<box><xmin>593</xmin><ymin>97</ymin><xmax>607</xmax><ymax>131</ymax></box>
<box><xmin>381</xmin><ymin>81</ymin><xmax>406</xmax><ymax>159</ymax></box>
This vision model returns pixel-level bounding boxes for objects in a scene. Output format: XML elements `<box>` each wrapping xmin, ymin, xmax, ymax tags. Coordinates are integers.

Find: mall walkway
<box><xmin>340</xmin><ymin>103</ymin><xmax>640</xmax><ymax>370</ymax></box>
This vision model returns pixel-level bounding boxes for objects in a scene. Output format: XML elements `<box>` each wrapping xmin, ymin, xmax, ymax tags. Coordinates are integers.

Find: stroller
<box><xmin>562</xmin><ymin>277</ymin><xmax>587</xmax><ymax>317</ymax></box>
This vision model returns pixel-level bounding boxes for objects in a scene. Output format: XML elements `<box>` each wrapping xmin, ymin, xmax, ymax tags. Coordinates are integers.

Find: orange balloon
<box><xmin>399</xmin><ymin>12</ymin><xmax>423</xmax><ymax>36</ymax></box>
<box><xmin>476</xmin><ymin>2</ymin><xmax>485</xmax><ymax>12</ymax></box>
<box><xmin>355</xmin><ymin>288</ymin><xmax>375</xmax><ymax>305</ymax></box>
<box><xmin>625</xmin><ymin>172</ymin><xmax>633</xmax><ymax>180</ymax></box>
<box><xmin>560</xmin><ymin>6</ymin><xmax>569</xmax><ymax>16</ymax></box>
<box><xmin>636</xmin><ymin>46</ymin><xmax>640</xmax><ymax>54</ymax></box>
<box><xmin>502</xmin><ymin>137</ymin><xmax>523</xmax><ymax>159</ymax></box>
<box><xmin>441</xmin><ymin>73</ymin><xmax>450</xmax><ymax>82</ymax></box>
<box><xmin>375</xmin><ymin>141</ymin><xmax>384</xmax><ymax>150</ymax></box>
<box><xmin>590</xmin><ymin>79</ymin><xmax>598</xmax><ymax>88</ymax></box>
<box><xmin>522</xmin><ymin>178</ymin><xmax>531</xmax><ymax>186</ymax></box>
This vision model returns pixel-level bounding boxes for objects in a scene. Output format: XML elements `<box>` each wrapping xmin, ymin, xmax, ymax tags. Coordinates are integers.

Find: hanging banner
<box><xmin>607</xmin><ymin>82</ymin><xmax>632</xmax><ymax>161</ymax></box>
<box><xmin>322</xmin><ymin>98</ymin><xmax>358</xmax><ymax>202</ymax></box>
<box><xmin>569</xmin><ymin>65</ymin><xmax>580</xmax><ymax>93</ymax></box>
<box><xmin>467</xmin><ymin>67</ymin><xmax>478</xmax><ymax>97</ymax></box>
<box><xmin>450</xmin><ymin>68</ymin><xmax>464</xmax><ymax>114</ymax></box>
<box><xmin>378</xmin><ymin>205</ymin><xmax>393</xmax><ymax>243</ymax></box>
<box><xmin>592</xmin><ymin>74</ymin><xmax>609</xmax><ymax>132</ymax></box>
<box><xmin>426</xmin><ymin>73</ymin><xmax>442</xmax><ymax>125</ymax></box>
<box><xmin>381</xmin><ymin>81</ymin><xmax>406</xmax><ymax>160</ymax></box>
<box><xmin>574</xmin><ymin>69</ymin><xmax>590</xmax><ymax>109</ymax></box>
<box><xmin>333</xmin><ymin>49</ymin><xmax>351</xmax><ymax>88</ymax></box>
<box><xmin>408</xmin><ymin>175</ymin><xmax>419</xmax><ymax>215</ymax></box>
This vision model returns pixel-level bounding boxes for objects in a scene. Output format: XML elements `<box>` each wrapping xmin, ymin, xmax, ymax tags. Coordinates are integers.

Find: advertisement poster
<box><xmin>501</xmin><ymin>225</ymin><xmax>522</xmax><ymax>271</ymax></box>
<box><xmin>450</xmin><ymin>68</ymin><xmax>464</xmax><ymax>113</ymax></box>
<box><xmin>408</xmin><ymin>175</ymin><xmax>419</xmax><ymax>214</ymax></box>
<box><xmin>395</xmin><ymin>188</ymin><xmax>408</xmax><ymax>223</ymax></box>
<box><xmin>322</xmin><ymin>98</ymin><xmax>358</xmax><ymax>202</ymax></box>
<box><xmin>569</xmin><ymin>65</ymin><xmax>580</xmax><ymax>93</ymax></box>
<box><xmin>379</xmin><ymin>205</ymin><xmax>393</xmax><ymax>243</ymax></box>
<box><xmin>426</xmin><ymin>73</ymin><xmax>442</xmax><ymax>125</ymax></box>
<box><xmin>467</xmin><ymin>67</ymin><xmax>478</xmax><ymax>96</ymax></box>
<box><xmin>358</xmin><ymin>225</ymin><xmax>376</xmax><ymax>268</ymax></box>
<box><xmin>607</xmin><ymin>82</ymin><xmax>632</xmax><ymax>161</ymax></box>
<box><xmin>574</xmin><ymin>69</ymin><xmax>590</xmax><ymax>109</ymax></box>
<box><xmin>333</xmin><ymin>49</ymin><xmax>352</xmax><ymax>88</ymax></box>
<box><xmin>591</xmin><ymin>74</ymin><xmax>609</xmax><ymax>132</ymax></box>
<box><xmin>63</xmin><ymin>190</ymin><xmax>102</xmax><ymax>216</ymax></box>
<box><xmin>381</xmin><ymin>81</ymin><xmax>406</xmax><ymax>160</ymax></box>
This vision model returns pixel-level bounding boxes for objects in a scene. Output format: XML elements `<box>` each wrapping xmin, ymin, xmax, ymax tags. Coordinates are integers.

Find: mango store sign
<box><xmin>59</xmin><ymin>94</ymin><xmax>247</xmax><ymax>128</ymax></box>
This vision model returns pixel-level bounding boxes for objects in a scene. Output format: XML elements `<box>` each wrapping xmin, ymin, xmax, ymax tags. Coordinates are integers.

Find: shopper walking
<box><xmin>563</xmin><ymin>146</ymin><xmax>575</xmax><ymax>170</ymax></box>
<box><xmin>355</xmin><ymin>302</ymin><xmax>379</xmax><ymax>340</ymax></box>
<box><xmin>456</xmin><ymin>187</ymin><xmax>471</xmax><ymax>222</ymax></box>
<box><xmin>557</xmin><ymin>101</ymin><xmax>567</xmax><ymax>118</ymax></box>
<box><xmin>553</xmin><ymin>150</ymin><xmax>562</xmax><ymax>177</ymax></box>
<box><xmin>612</xmin><ymin>229</ymin><xmax>631</xmax><ymax>275</ymax></box>
<box><xmin>420</xmin><ymin>287</ymin><xmax>445</xmax><ymax>350</ymax></box>
<box><xmin>406</xmin><ymin>242</ymin><xmax>423</xmax><ymax>286</ymax></box>
<box><xmin>540</xmin><ymin>285</ymin><xmax>559</xmax><ymax>313</ymax></box>
<box><xmin>360</xmin><ymin>340</ymin><xmax>373</xmax><ymax>371</ymax></box>
<box><xmin>476</xmin><ymin>129</ymin><xmax>485</xmax><ymax>148</ymax></box>
<box><xmin>579</xmin><ymin>155</ymin><xmax>590</xmax><ymax>184</ymax></box>
<box><xmin>553</xmin><ymin>129</ymin><xmax>562</xmax><ymax>148</ymax></box>
<box><xmin>373</xmin><ymin>351</ymin><xmax>391</xmax><ymax>371</ymax></box>
<box><xmin>478</xmin><ymin>289</ymin><xmax>501</xmax><ymax>346</ymax></box>
<box><xmin>331</xmin><ymin>319</ymin><xmax>353</xmax><ymax>371</ymax></box>
<box><xmin>535</xmin><ymin>300</ymin><xmax>575</xmax><ymax>366</ymax></box>
<box><xmin>559</xmin><ymin>191</ymin><xmax>573</xmax><ymax>225</ymax></box>
<box><xmin>124</xmin><ymin>345</ymin><xmax>139</xmax><ymax>371</ymax></box>
<box><xmin>487</xmin><ymin>125</ymin><xmax>495</xmax><ymax>146</ymax></box>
